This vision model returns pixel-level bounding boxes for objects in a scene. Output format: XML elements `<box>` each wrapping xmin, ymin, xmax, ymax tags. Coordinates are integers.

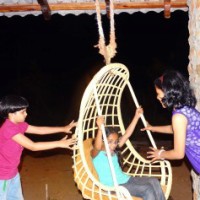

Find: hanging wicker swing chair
<box><xmin>72</xmin><ymin>63</ymin><xmax>172</xmax><ymax>200</ymax></box>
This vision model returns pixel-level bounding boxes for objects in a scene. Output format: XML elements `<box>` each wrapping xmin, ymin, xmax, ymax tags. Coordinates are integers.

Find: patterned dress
<box><xmin>173</xmin><ymin>106</ymin><xmax>200</xmax><ymax>174</ymax></box>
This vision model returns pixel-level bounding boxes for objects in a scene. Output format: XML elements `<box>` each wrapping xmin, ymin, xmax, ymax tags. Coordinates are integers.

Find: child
<box><xmin>0</xmin><ymin>95</ymin><xmax>77</xmax><ymax>200</ymax></box>
<box><xmin>141</xmin><ymin>70</ymin><xmax>200</xmax><ymax>199</ymax></box>
<box><xmin>91</xmin><ymin>107</ymin><xmax>165</xmax><ymax>200</ymax></box>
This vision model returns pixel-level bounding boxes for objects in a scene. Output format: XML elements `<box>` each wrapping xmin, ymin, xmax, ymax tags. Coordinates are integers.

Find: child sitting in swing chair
<box><xmin>91</xmin><ymin>107</ymin><xmax>165</xmax><ymax>200</ymax></box>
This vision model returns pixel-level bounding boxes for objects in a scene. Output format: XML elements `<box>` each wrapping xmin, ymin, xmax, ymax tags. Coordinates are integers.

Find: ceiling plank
<box><xmin>0</xmin><ymin>1</ymin><xmax>187</xmax><ymax>13</ymax></box>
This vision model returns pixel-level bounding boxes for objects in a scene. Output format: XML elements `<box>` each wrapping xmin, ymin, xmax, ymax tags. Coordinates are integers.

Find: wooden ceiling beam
<box><xmin>0</xmin><ymin>1</ymin><xmax>187</xmax><ymax>13</ymax></box>
<box><xmin>164</xmin><ymin>0</ymin><xmax>171</xmax><ymax>18</ymax></box>
<box><xmin>37</xmin><ymin>0</ymin><xmax>51</xmax><ymax>20</ymax></box>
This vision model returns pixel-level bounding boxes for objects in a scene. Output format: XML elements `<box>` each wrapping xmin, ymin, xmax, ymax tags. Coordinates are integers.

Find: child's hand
<box><xmin>135</xmin><ymin>106</ymin><xmax>143</xmax><ymax>118</ymax></box>
<box><xmin>96</xmin><ymin>116</ymin><xmax>104</xmax><ymax>128</ymax></box>
<box><xmin>60</xmin><ymin>135</ymin><xmax>77</xmax><ymax>150</ymax></box>
<box><xmin>64</xmin><ymin>120</ymin><xmax>77</xmax><ymax>134</ymax></box>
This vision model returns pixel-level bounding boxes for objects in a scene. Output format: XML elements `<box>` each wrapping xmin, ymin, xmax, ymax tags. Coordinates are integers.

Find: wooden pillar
<box><xmin>187</xmin><ymin>0</ymin><xmax>200</xmax><ymax>110</ymax></box>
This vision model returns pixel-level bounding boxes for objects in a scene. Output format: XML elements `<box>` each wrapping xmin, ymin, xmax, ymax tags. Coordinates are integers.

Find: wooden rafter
<box><xmin>37</xmin><ymin>0</ymin><xmax>51</xmax><ymax>20</ymax></box>
<box><xmin>164</xmin><ymin>0</ymin><xmax>171</xmax><ymax>18</ymax></box>
<box><xmin>0</xmin><ymin>1</ymin><xmax>187</xmax><ymax>13</ymax></box>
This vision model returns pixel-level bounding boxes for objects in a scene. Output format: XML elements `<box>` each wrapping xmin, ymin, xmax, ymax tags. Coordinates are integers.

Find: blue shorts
<box><xmin>0</xmin><ymin>173</ymin><xmax>24</xmax><ymax>200</ymax></box>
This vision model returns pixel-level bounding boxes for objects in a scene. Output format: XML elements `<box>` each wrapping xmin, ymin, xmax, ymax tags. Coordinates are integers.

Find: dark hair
<box><xmin>0</xmin><ymin>95</ymin><xmax>29</xmax><ymax>119</ymax></box>
<box><xmin>104</xmin><ymin>127</ymin><xmax>123</xmax><ymax>167</ymax></box>
<box><xmin>154</xmin><ymin>70</ymin><xmax>196</xmax><ymax>109</ymax></box>
<box><xmin>105</xmin><ymin>127</ymin><xmax>118</xmax><ymax>137</ymax></box>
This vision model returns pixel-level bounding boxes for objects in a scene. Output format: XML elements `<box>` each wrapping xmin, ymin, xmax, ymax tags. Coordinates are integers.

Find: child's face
<box><xmin>155</xmin><ymin>86</ymin><xmax>166</xmax><ymax>108</ymax></box>
<box><xmin>107</xmin><ymin>133</ymin><xmax>119</xmax><ymax>154</ymax></box>
<box><xmin>9</xmin><ymin>108</ymin><xmax>27</xmax><ymax>123</ymax></box>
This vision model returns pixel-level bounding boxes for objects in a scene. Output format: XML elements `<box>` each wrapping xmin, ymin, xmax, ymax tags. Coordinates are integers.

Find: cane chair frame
<box><xmin>73</xmin><ymin>63</ymin><xmax>172</xmax><ymax>200</ymax></box>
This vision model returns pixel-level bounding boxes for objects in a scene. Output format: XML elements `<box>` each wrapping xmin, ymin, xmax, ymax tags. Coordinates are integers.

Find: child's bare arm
<box><xmin>26</xmin><ymin>120</ymin><xmax>77</xmax><ymax>135</ymax></box>
<box><xmin>90</xmin><ymin>116</ymin><xmax>104</xmax><ymax>158</ymax></box>
<box><xmin>118</xmin><ymin>107</ymin><xmax>143</xmax><ymax>147</ymax></box>
<box><xmin>12</xmin><ymin>133</ymin><xmax>77</xmax><ymax>151</ymax></box>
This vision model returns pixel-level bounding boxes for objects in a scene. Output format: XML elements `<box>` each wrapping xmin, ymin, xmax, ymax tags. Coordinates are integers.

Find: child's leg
<box><xmin>140</xmin><ymin>177</ymin><xmax>166</xmax><ymax>200</ymax></box>
<box><xmin>191</xmin><ymin>169</ymin><xmax>200</xmax><ymax>200</ymax></box>
<box><xmin>0</xmin><ymin>180</ymin><xmax>8</xmax><ymax>200</ymax></box>
<box><xmin>121</xmin><ymin>176</ymin><xmax>165</xmax><ymax>200</ymax></box>
<box><xmin>7</xmin><ymin>173</ymin><xmax>24</xmax><ymax>200</ymax></box>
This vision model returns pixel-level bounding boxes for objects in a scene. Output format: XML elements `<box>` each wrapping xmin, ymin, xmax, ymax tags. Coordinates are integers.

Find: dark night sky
<box><xmin>0</xmin><ymin>10</ymin><xmax>189</xmax><ymax>131</ymax></box>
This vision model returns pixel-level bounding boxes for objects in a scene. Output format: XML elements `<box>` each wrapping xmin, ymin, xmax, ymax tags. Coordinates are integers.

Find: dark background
<box><xmin>0</xmin><ymin>10</ymin><xmax>189</xmax><ymax>142</ymax></box>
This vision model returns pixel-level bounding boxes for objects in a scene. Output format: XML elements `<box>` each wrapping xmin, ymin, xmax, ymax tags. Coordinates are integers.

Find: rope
<box><xmin>95</xmin><ymin>0</ymin><xmax>117</xmax><ymax>64</ymax></box>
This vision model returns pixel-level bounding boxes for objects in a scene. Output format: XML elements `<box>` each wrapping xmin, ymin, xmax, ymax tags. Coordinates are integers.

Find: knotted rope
<box><xmin>95</xmin><ymin>0</ymin><xmax>117</xmax><ymax>64</ymax></box>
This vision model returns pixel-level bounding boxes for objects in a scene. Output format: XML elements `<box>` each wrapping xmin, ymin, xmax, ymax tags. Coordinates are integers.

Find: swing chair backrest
<box><xmin>73</xmin><ymin>63</ymin><xmax>172</xmax><ymax>200</ymax></box>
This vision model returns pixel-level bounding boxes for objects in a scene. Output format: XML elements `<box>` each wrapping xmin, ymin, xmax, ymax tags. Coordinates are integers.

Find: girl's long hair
<box><xmin>154</xmin><ymin>70</ymin><xmax>196</xmax><ymax>109</ymax></box>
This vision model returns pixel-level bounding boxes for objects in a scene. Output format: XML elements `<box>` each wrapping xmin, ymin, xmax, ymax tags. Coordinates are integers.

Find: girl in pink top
<box><xmin>0</xmin><ymin>95</ymin><xmax>77</xmax><ymax>200</ymax></box>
